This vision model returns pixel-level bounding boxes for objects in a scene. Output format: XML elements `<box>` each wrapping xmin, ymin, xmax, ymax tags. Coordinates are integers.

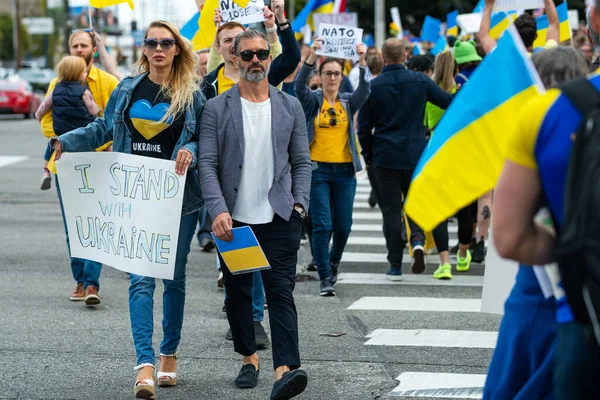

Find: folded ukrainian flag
<box><xmin>447</xmin><ymin>11</ymin><xmax>459</xmax><ymax>37</ymax></box>
<box><xmin>213</xmin><ymin>226</ymin><xmax>270</xmax><ymax>275</ymax></box>
<box><xmin>534</xmin><ymin>2</ymin><xmax>571</xmax><ymax>48</ymax></box>
<box><xmin>404</xmin><ymin>26</ymin><xmax>544</xmax><ymax>232</ymax></box>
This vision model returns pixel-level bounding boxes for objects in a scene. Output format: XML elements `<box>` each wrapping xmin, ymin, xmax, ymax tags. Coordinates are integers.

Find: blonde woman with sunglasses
<box><xmin>50</xmin><ymin>20</ymin><xmax>204</xmax><ymax>399</ymax></box>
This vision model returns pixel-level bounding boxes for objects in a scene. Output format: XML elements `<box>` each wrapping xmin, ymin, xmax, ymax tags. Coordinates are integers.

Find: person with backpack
<box><xmin>490</xmin><ymin>45</ymin><xmax>596</xmax><ymax>399</ymax></box>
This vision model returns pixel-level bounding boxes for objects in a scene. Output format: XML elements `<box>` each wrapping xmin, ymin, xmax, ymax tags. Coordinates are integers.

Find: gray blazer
<box><xmin>199</xmin><ymin>84</ymin><xmax>312</xmax><ymax>222</ymax></box>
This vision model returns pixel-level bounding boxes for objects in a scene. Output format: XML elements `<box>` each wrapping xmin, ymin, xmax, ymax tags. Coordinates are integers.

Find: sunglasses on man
<box><xmin>143</xmin><ymin>38</ymin><xmax>177</xmax><ymax>51</ymax></box>
<box><xmin>238</xmin><ymin>49</ymin><xmax>270</xmax><ymax>62</ymax></box>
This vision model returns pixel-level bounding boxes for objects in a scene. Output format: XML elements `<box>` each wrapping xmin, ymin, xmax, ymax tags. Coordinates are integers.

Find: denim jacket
<box><xmin>56</xmin><ymin>73</ymin><xmax>206</xmax><ymax>216</ymax></box>
<box><xmin>294</xmin><ymin>62</ymin><xmax>371</xmax><ymax>173</ymax></box>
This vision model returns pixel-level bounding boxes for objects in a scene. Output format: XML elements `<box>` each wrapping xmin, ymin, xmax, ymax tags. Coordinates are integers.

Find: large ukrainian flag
<box><xmin>291</xmin><ymin>0</ymin><xmax>334</xmax><ymax>33</ymax></box>
<box><xmin>533</xmin><ymin>2</ymin><xmax>571</xmax><ymax>48</ymax></box>
<box><xmin>404</xmin><ymin>26</ymin><xmax>544</xmax><ymax>232</ymax></box>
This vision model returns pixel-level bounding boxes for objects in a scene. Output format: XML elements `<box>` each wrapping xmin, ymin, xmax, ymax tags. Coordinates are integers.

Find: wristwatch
<box><xmin>294</xmin><ymin>204</ymin><xmax>307</xmax><ymax>219</ymax></box>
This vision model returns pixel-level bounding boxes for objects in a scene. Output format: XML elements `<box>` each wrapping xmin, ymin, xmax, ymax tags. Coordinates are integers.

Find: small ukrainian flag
<box><xmin>213</xmin><ymin>226</ymin><xmax>270</xmax><ymax>275</ymax></box>
<box><xmin>534</xmin><ymin>2</ymin><xmax>572</xmax><ymax>48</ymax></box>
<box><xmin>404</xmin><ymin>25</ymin><xmax>544</xmax><ymax>232</ymax></box>
<box><xmin>447</xmin><ymin>11</ymin><xmax>459</xmax><ymax>37</ymax></box>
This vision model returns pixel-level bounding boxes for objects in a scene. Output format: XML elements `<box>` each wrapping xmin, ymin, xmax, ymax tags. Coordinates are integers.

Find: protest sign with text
<box><xmin>494</xmin><ymin>0</ymin><xmax>544</xmax><ymax>12</ymax></box>
<box><xmin>316</xmin><ymin>23</ymin><xmax>363</xmax><ymax>60</ymax></box>
<box><xmin>312</xmin><ymin>12</ymin><xmax>358</xmax><ymax>29</ymax></box>
<box><xmin>220</xmin><ymin>0</ymin><xmax>265</xmax><ymax>25</ymax></box>
<box><xmin>56</xmin><ymin>152</ymin><xmax>186</xmax><ymax>280</ymax></box>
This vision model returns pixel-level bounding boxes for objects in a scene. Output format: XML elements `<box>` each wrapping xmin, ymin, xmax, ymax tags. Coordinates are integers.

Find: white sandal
<box><xmin>134</xmin><ymin>363</ymin><xmax>156</xmax><ymax>399</ymax></box>
<box><xmin>157</xmin><ymin>353</ymin><xmax>177</xmax><ymax>387</ymax></box>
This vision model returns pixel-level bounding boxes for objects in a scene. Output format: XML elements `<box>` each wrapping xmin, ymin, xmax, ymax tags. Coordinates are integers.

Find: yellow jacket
<box><xmin>40</xmin><ymin>64</ymin><xmax>119</xmax><ymax>144</ymax></box>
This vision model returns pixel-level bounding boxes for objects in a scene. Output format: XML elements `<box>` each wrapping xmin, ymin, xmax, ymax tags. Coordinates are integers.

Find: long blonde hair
<box><xmin>57</xmin><ymin>55</ymin><xmax>86</xmax><ymax>82</ymax></box>
<box><xmin>433</xmin><ymin>51</ymin><xmax>458</xmax><ymax>93</ymax></box>
<box><xmin>134</xmin><ymin>20</ymin><xmax>200</xmax><ymax>124</ymax></box>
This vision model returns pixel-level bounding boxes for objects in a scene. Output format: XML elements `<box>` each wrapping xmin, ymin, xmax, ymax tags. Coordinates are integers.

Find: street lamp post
<box><xmin>12</xmin><ymin>0</ymin><xmax>21</xmax><ymax>69</ymax></box>
<box><xmin>63</xmin><ymin>0</ymin><xmax>71</xmax><ymax>55</ymax></box>
<box><xmin>374</xmin><ymin>0</ymin><xmax>385</xmax><ymax>49</ymax></box>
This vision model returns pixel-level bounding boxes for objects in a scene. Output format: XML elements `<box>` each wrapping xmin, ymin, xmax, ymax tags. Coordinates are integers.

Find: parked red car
<box><xmin>0</xmin><ymin>79</ymin><xmax>41</xmax><ymax>118</ymax></box>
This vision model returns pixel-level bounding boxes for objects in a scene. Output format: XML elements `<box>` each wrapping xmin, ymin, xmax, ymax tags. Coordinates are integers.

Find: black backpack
<box><xmin>555</xmin><ymin>77</ymin><xmax>600</xmax><ymax>345</ymax></box>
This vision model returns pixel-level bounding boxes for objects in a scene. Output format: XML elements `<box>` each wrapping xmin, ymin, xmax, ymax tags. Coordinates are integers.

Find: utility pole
<box><xmin>288</xmin><ymin>0</ymin><xmax>295</xmax><ymax>21</ymax></box>
<box><xmin>374</xmin><ymin>0</ymin><xmax>385</xmax><ymax>49</ymax></box>
<box><xmin>63</xmin><ymin>0</ymin><xmax>71</xmax><ymax>55</ymax></box>
<box><xmin>12</xmin><ymin>0</ymin><xmax>21</xmax><ymax>69</ymax></box>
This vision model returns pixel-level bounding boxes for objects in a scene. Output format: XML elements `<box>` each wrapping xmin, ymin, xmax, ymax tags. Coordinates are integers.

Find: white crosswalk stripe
<box><xmin>0</xmin><ymin>156</ymin><xmax>28</xmax><ymax>168</ymax></box>
<box><xmin>341</xmin><ymin>179</ymin><xmax>491</xmax><ymax>399</ymax></box>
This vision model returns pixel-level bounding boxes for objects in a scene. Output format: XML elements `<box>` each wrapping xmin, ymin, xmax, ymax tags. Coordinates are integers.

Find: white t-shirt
<box><xmin>232</xmin><ymin>97</ymin><xmax>275</xmax><ymax>225</ymax></box>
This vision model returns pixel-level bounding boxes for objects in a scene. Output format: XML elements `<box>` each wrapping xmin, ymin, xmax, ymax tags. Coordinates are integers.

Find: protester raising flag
<box><xmin>533</xmin><ymin>2</ymin><xmax>572</xmax><ymax>48</ymax></box>
<box><xmin>447</xmin><ymin>11</ymin><xmax>459</xmax><ymax>36</ymax></box>
<box><xmin>404</xmin><ymin>25</ymin><xmax>545</xmax><ymax>232</ymax></box>
<box><xmin>89</xmin><ymin>0</ymin><xmax>134</xmax><ymax>9</ymax></box>
<box><xmin>291</xmin><ymin>0</ymin><xmax>334</xmax><ymax>33</ymax></box>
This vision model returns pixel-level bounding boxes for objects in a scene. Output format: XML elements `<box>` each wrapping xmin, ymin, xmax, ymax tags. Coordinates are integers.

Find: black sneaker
<box><xmin>472</xmin><ymin>240</ymin><xmax>486</xmax><ymax>263</ymax></box>
<box><xmin>330</xmin><ymin>262</ymin><xmax>339</xmax><ymax>285</ymax></box>
<box><xmin>254</xmin><ymin>321</ymin><xmax>270</xmax><ymax>349</ymax></box>
<box><xmin>306</xmin><ymin>260</ymin><xmax>317</xmax><ymax>272</ymax></box>
<box><xmin>235</xmin><ymin>364</ymin><xmax>259</xmax><ymax>389</ymax></box>
<box><xmin>226</xmin><ymin>327</ymin><xmax>233</xmax><ymax>341</ymax></box>
<box><xmin>270</xmin><ymin>369</ymin><xmax>308</xmax><ymax>400</ymax></box>
<box><xmin>200</xmin><ymin>237</ymin><xmax>215</xmax><ymax>252</ymax></box>
<box><xmin>411</xmin><ymin>245</ymin><xmax>426</xmax><ymax>274</ymax></box>
<box><xmin>319</xmin><ymin>277</ymin><xmax>336</xmax><ymax>296</ymax></box>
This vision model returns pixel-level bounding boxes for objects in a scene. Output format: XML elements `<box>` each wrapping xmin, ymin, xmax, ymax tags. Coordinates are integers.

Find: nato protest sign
<box><xmin>55</xmin><ymin>152</ymin><xmax>186</xmax><ymax>280</ymax></box>
<box><xmin>316</xmin><ymin>23</ymin><xmax>364</xmax><ymax>60</ymax></box>
<box><xmin>494</xmin><ymin>0</ymin><xmax>544</xmax><ymax>12</ymax></box>
<box><xmin>220</xmin><ymin>0</ymin><xmax>265</xmax><ymax>25</ymax></box>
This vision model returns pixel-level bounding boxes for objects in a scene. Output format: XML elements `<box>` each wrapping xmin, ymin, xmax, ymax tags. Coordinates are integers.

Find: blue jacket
<box><xmin>52</xmin><ymin>82</ymin><xmax>95</xmax><ymax>135</ymax></box>
<box><xmin>201</xmin><ymin>25</ymin><xmax>301</xmax><ymax>100</ymax></box>
<box><xmin>294</xmin><ymin>62</ymin><xmax>371</xmax><ymax>173</ymax></box>
<box><xmin>55</xmin><ymin>73</ymin><xmax>206</xmax><ymax>216</ymax></box>
<box><xmin>357</xmin><ymin>64</ymin><xmax>454</xmax><ymax>170</ymax></box>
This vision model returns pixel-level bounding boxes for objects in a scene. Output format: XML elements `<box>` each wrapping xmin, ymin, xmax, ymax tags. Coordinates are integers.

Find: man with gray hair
<box><xmin>587</xmin><ymin>6</ymin><xmax>600</xmax><ymax>68</ymax></box>
<box><xmin>199</xmin><ymin>29</ymin><xmax>311</xmax><ymax>399</ymax></box>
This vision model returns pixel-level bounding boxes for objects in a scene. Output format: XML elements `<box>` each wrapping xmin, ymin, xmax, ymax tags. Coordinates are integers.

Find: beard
<box><xmin>239</xmin><ymin>61</ymin><xmax>270</xmax><ymax>83</ymax></box>
<box><xmin>78</xmin><ymin>52</ymin><xmax>93</xmax><ymax>67</ymax></box>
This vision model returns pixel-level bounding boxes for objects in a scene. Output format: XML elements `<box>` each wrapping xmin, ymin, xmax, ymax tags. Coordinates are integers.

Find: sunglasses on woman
<box><xmin>327</xmin><ymin>108</ymin><xmax>337</xmax><ymax>126</ymax></box>
<box><xmin>239</xmin><ymin>49</ymin><xmax>270</xmax><ymax>62</ymax></box>
<box><xmin>144</xmin><ymin>38</ymin><xmax>177</xmax><ymax>51</ymax></box>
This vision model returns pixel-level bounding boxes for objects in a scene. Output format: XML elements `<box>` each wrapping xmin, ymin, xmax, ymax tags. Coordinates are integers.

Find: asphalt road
<box><xmin>0</xmin><ymin>116</ymin><xmax>501</xmax><ymax>400</ymax></box>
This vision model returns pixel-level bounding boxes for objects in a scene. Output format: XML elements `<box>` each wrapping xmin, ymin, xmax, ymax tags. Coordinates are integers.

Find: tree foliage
<box><xmin>0</xmin><ymin>14</ymin><xmax>32</xmax><ymax>61</ymax></box>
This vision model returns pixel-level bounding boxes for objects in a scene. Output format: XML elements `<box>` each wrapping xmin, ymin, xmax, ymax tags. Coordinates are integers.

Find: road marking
<box><xmin>356</xmin><ymin>186</ymin><xmax>371</xmax><ymax>194</ymax></box>
<box><xmin>355</xmin><ymin>193</ymin><xmax>370</xmax><ymax>201</ymax></box>
<box><xmin>388</xmin><ymin>372</ymin><xmax>486</xmax><ymax>398</ymax></box>
<box><xmin>353</xmin><ymin>212</ymin><xmax>382</xmax><ymax>220</ymax></box>
<box><xmin>365</xmin><ymin>329</ymin><xmax>497</xmax><ymax>348</ymax></box>
<box><xmin>336</xmin><ymin>273</ymin><xmax>483</xmax><ymax>287</ymax></box>
<box><xmin>347</xmin><ymin>237</ymin><xmax>386</xmax><ymax>245</ymax></box>
<box><xmin>341</xmin><ymin>252</ymin><xmax>393</xmax><ymax>263</ymax></box>
<box><xmin>354</xmin><ymin>201</ymin><xmax>378</xmax><ymax>209</ymax></box>
<box><xmin>352</xmin><ymin>224</ymin><xmax>381</xmax><ymax>232</ymax></box>
<box><xmin>347</xmin><ymin>297</ymin><xmax>482</xmax><ymax>312</ymax></box>
<box><xmin>0</xmin><ymin>156</ymin><xmax>28</xmax><ymax>168</ymax></box>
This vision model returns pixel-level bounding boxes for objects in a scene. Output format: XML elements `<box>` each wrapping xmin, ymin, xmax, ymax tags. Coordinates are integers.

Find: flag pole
<box><xmin>88</xmin><ymin>1</ymin><xmax>94</xmax><ymax>30</ymax></box>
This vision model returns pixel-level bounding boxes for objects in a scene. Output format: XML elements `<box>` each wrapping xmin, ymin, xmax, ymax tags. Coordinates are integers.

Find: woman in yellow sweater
<box><xmin>425</xmin><ymin>51</ymin><xmax>473</xmax><ymax>280</ymax></box>
<box><xmin>295</xmin><ymin>39</ymin><xmax>371</xmax><ymax>296</ymax></box>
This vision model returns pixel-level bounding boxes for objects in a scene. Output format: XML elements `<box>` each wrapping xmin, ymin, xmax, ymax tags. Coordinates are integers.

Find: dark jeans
<box><xmin>55</xmin><ymin>175</ymin><xmax>102</xmax><ymax>289</ymax></box>
<box><xmin>310</xmin><ymin>162</ymin><xmax>357</xmax><ymax>280</ymax></box>
<box><xmin>196</xmin><ymin>206</ymin><xmax>212</xmax><ymax>243</ymax></box>
<box><xmin>44</xmin><ymin>142</ymin><xmax>53</xmax><ymax>162</ymax></box>
<box><xmin>554</xmin><ymin>321</ymin><xmax>600</xmax><ymax>399</ymax></box>
<box><xmin>371</xmin><ymin>165</ymin><xmax>425</xmax><ymax>267</ymax></box>
<box><xmin>221</xmin><ymin>214</ymin><xmax>302</xmax><ymax>370</ymax></box>
<box><xmin>432</xmin><ymin>205</ymin><xmax>473</xmax><ymax>253</ymax></box>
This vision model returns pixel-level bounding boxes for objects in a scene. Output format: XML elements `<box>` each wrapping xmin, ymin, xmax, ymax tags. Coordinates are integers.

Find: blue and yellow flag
<box><xmin>490</xmin><ymin>12</ymin><xmax>511</xmax><ymax>40</ymax></box>
<box><xmin>90</xmin><ymin>0</ymin><xmax>134</xmax><ymax>9</ymax></box>
<box><xmin>447</xmin><ymin>11</ymin><xmax>459</xmax><ymax>37</ymax></box>
<box><xmin>180</xmin><ymin>11</ymin><xmax>203</xmax><ymax>51</ymax></box>
<box><xmin>213</xmin><ymin>226</ymin><xmax>270</xmax><ymax>274</ymax></box>
<box><xmin>291</xmin><ymin>0</ymin><xmax>334</xmax><ymax>33</ymax></box>
<box><xmin>405</xmin><ymin>26</ymin><xmax>544</xmax><ymax>232</ymax></box>
<box><xmin>421</xmin><ymin>15</ymin><xmax>441</xmax><ymax>43</ymax></box>
<box><xmin>533</xmin><ymin>2</ymin><xmax>571</xmax><ymax>48</ymax></box>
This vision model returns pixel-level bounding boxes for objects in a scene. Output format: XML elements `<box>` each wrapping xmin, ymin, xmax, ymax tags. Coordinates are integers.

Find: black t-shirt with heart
<box><xmin>126</xmin><ymin>75</ymin><xmax>184</xmax><ymax>160</ymax></box>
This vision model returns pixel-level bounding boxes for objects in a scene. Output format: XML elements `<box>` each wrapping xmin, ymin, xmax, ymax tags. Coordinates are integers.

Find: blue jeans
<box><xmin>196</xmin><ymin>206</ymin><xmax>212</xmax><ymax>243</ymax></box>
<box><xmin>55</xmin><ymin>176</ymin><xmax>102</xmax><ymax>289</ymax></box>
<box><xmin>310</xmin><ymin>162</ymin><xmax>357</xmax><ymax>280</ymax></box>
<box><xmin>129</xmin><ymin>211</ymin><xmax>198</xmax><ymax>366</ymax></box>
<box><xmin>219</xmin><ymin>255</ymin><xmax>264</xmax><ymax>322</ymax></box>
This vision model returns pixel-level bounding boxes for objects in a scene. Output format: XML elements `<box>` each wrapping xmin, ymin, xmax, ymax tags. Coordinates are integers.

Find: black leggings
<box><xmin>432</xmin><ymin>205</ymin><xmax>473</xmax><ymax>253</ymax></box>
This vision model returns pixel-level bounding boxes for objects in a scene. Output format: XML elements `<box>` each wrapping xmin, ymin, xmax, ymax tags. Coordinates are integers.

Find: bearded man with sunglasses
<box><xmin>199</xmin><ymin>29</ymin><xmax>311</xmax><ymax>400</ymax></box>
<box><xmin>38</xmin><ymin>28</ymin><xmax>120</xmax><ymax>306</ymax></box>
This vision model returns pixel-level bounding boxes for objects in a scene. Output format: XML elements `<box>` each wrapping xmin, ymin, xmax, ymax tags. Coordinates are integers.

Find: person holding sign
<box><xmin>49</xmin><ymin>20</ymin><xmax>205</xmax><ymax>399</ymax></box>
<box><xmin>294</xmin><ymin>38</ymin><xmax>371</xmax><ymax>297</ymax></box>
<box><xmin>202</xmin><ymin>0</ymin><xmax>300</xmax><ymax>98</ymax></box>
<box><xmin>199</xmin><ymin>29</ymin><xmax>311</xmax><ymax>399</ymax></box>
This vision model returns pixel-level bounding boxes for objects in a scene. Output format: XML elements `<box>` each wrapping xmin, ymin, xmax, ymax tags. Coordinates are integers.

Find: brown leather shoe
<box><xmin>84</xmin><ymin>286</ymin><xmax>101</xmax><ymax>306</ymax></box>
<box><xmin>69</xmin><ymin>283</ymin><xmax>84</xmax><ymax>301</ymax></box>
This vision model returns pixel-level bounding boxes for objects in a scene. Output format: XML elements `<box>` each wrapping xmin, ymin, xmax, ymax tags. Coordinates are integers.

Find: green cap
<box><xmin>453</xmin><ymin>40</ymin><xmax>482</xmax><ymax>65</ymax></box>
